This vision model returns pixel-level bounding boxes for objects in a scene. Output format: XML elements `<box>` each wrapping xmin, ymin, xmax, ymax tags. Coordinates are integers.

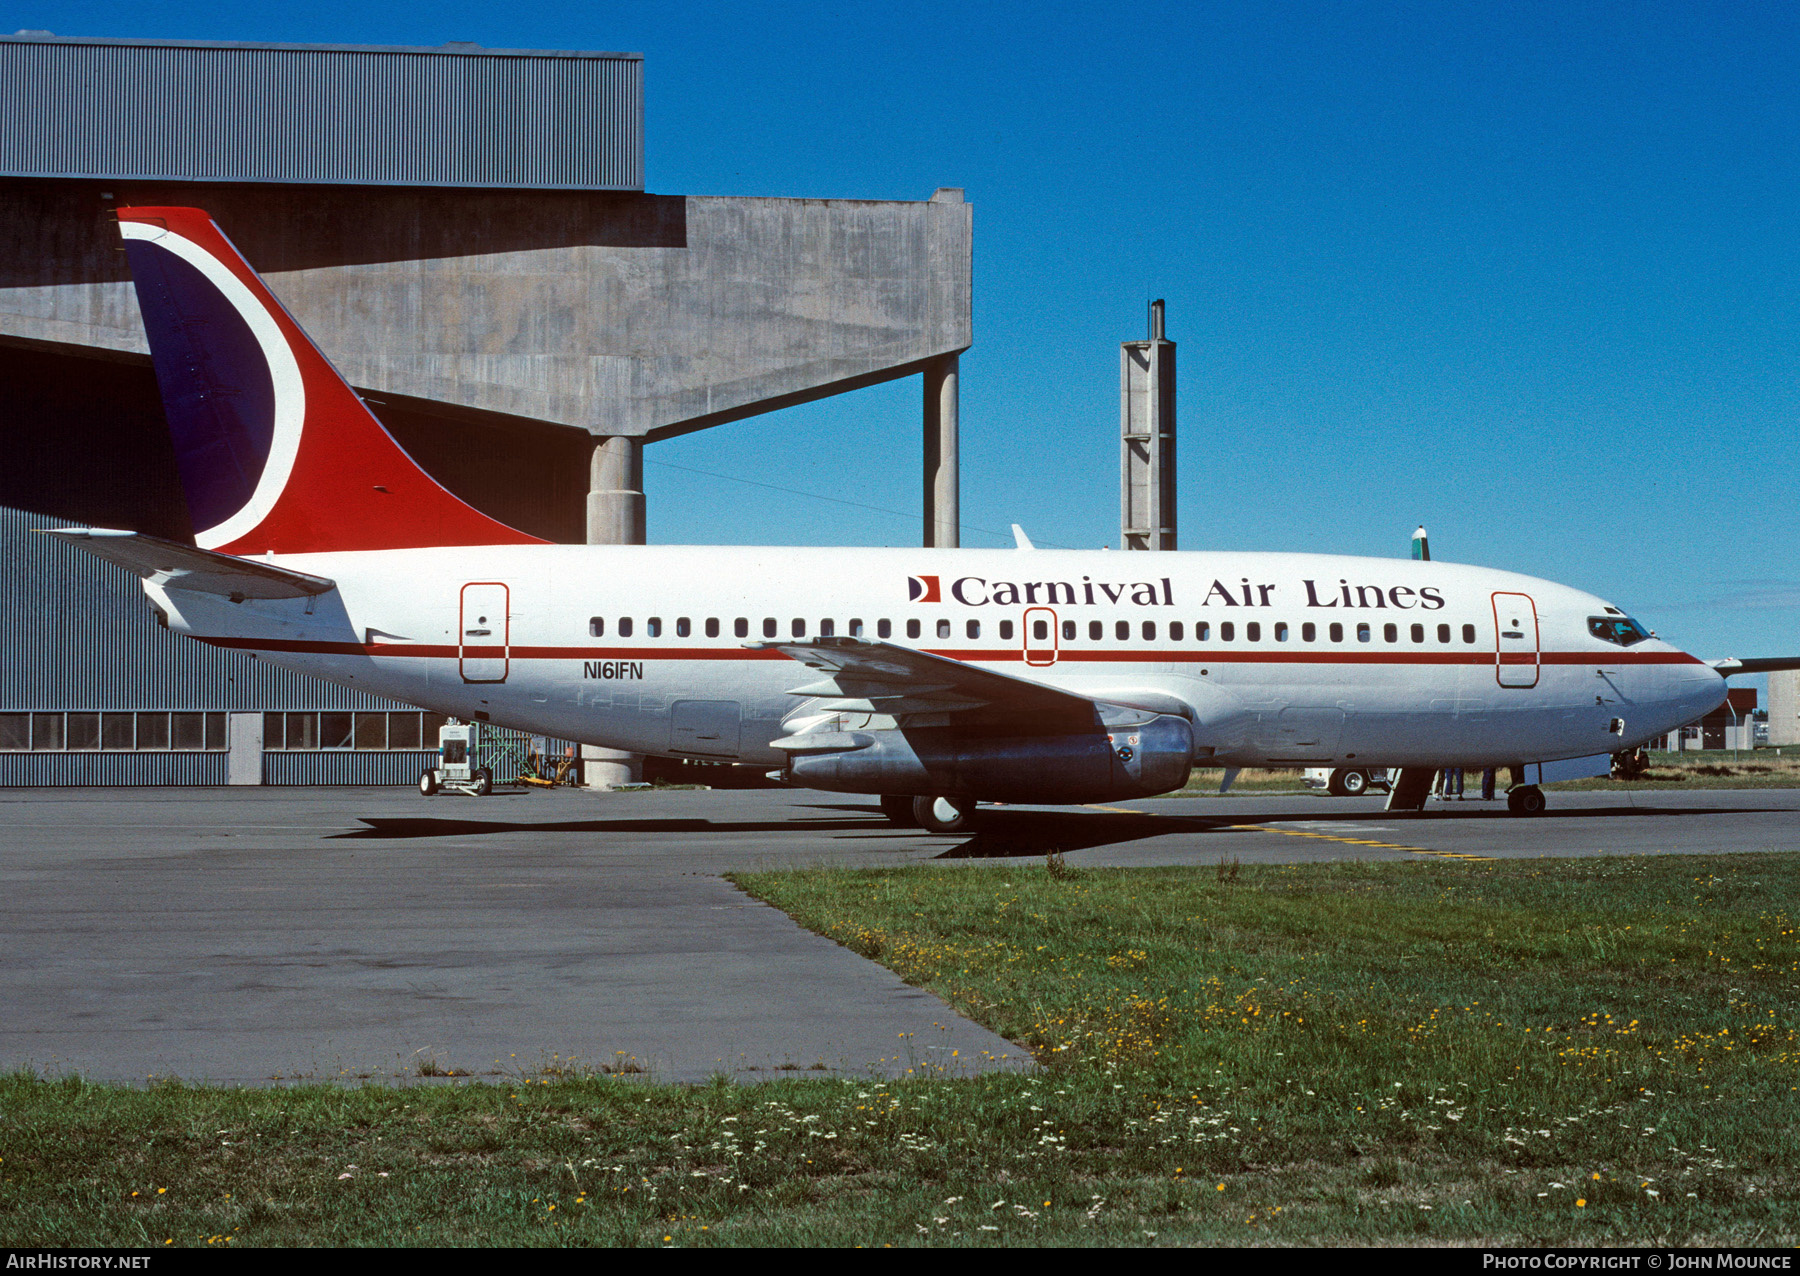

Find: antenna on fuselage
<box><xmin>1412</xmin><ymin>526</ymin><xmax>1430</xmax><ymax>561</ymax></box>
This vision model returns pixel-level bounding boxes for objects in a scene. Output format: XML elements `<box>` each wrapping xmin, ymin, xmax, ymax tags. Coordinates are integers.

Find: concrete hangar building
<box><xmin>0</xmin><ymin>33</ymin><xmax>972</xmax><ymax>787</ymax></box>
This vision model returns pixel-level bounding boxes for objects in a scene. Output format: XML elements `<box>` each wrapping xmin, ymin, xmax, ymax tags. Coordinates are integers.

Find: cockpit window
<box><xmin>1588</xmin><ymin>615</ymin><xmax>1650</xmax><ymax>647</ymax></box>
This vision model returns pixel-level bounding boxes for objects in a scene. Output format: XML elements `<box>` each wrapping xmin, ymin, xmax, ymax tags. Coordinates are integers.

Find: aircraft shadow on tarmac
<box><xmin>331</xmin><ymin>815</ymin><xmax>893</xmax><ymax>839</ymax></box>
<box><xmin>331</xmin><ymin>799</ymin><xmax>1792</xmax><ymax>859</ymax></box>
<box><xmin>882</xmin><ymin>801</ymin><xmax>1795</xmax><ymax>861</ymax></box>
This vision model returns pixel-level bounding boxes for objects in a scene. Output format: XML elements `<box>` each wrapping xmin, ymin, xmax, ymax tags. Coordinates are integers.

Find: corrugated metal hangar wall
<box><xmin>1</xmin><ymin>505</ymin><xmax>447</xmax><ymax>785</ymax></box>
<box><xmin>0</xmin><ymin>35</ymin><xmax>973</xmax><ymax>785</ymax></box>
<box><xmin>0</xmin><ymin>37</ymin><xmax>643</xmax><ymax>189</ymax></box>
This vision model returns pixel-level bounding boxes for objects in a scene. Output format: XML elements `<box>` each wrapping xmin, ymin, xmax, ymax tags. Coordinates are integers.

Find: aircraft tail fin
<box><xmin>116</xmin><ymin>206</ymin><xmax>546</xmax><ymax>555</ymax></box>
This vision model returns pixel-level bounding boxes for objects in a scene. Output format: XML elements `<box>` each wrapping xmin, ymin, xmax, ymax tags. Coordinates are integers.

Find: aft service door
<box><xmin>459</xmin><ymin>582</ymin><xmax>510</xmax><ymax>684</ymax></box>
<box><xmin>1023</xmin><ymin>607</ymin><xmax>1058</xmax><ymax>667</ymax></box>
<box><xmin>1492</xmin><ymin>591</ymin><xmax>1540</xmax><ymax>689</ymax></box>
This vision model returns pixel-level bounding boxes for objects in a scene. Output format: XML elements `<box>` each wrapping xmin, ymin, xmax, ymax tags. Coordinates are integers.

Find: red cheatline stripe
<box><xmin>197</xmin><ymin>636</ymin><xmax>1705</xmax><ymax>668</ymax></box>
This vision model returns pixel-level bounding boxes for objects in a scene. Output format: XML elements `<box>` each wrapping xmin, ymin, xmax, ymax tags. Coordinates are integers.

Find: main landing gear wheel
<box><xmin>912</xmin><ymin>795</ymin><xmax>978</xmax><ymax>834</ymax></box>
<box><xmin>419</xmin><ymin>769</ymin><xmax>440</xmax><ymax>796</ymax></box>
<box><xmin>880</xmin><ymin>794</ymin><xmax>919</xmax><ymax>827</ymax></box>
<box><xmin>1507</xmin><ymin>785</ymin><xmax>1546</xmax><ymax>816</ymax></box>
<box><xmin>1329</xmin><ymin>768</ymin><xmax>1371</xmax><ymax>797</ymax></box>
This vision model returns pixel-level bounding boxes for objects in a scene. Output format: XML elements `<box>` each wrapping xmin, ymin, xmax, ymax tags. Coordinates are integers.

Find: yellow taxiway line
<box><xmin>1082</xmin><ymin>805</ymin><xmax>1496</xmax><ymax>861</ymax></box>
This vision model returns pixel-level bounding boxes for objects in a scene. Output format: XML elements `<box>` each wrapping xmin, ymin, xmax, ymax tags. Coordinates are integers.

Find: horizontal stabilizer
<box><xmin>1709</xmin><ymin>657</ymin><xmax>1800</xmax><ymax>676</ymax></box>
<box><xmin>42</xmin><ymin>528</ymin><xmax>335</xmax><ymax>600</ymax></box>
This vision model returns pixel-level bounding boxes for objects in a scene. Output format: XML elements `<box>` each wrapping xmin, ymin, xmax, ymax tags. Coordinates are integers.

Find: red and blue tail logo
<box><xmin>117</xmin><ymin>207</ymin><xmax>545</xmax><ymax>556</ymax></box>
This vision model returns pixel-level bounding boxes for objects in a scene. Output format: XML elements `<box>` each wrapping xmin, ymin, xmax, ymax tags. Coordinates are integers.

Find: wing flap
<box><xmin>42</xmin><ymin>528</ymin><xmax>335</xmax><ymax>600</ymax></box>
<box><xmin>753</xmin><ymin>636</ymin><xmax>1103</xmax><ymax>725</ymax></box>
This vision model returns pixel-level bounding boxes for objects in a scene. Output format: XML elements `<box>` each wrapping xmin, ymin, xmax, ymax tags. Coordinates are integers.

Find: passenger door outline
<box><xmin>1492</xmin><ymin>591</ymin><xmax>1540</xmax><ymax>689</ymax></box>
<box><xmin>459</xmin><ymin>582</ymin><xmax>510</xmax><ymax>684</ymax></box>
<box><xmin>1023</xmin><ymin>606</ymin><xmax>1059</xmax><ymax>667</ymax></box>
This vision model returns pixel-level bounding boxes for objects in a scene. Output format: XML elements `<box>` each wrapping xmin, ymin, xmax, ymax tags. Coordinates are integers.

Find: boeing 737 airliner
<box><xmin>46</xmin><ymin>207</ymin><xmax>1782</xmax><ymax>832</ymax></box>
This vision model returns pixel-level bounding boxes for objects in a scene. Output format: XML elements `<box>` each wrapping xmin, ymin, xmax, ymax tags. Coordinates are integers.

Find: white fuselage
<box><xmin>146</xmin><ymin>545</ymin><xmax>1726</xmax><ymax>774</ymax></box>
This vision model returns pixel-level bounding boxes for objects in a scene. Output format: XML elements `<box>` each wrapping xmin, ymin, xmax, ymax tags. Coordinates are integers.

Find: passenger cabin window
<box><xmin>734</xmin><ymin>618</ymin><xmax>748</xmax><ymax>638</ymax></box>
<box><xmin>1220</xmin><ymin>622</ymin><xmax>1235</xmax><ymax>641</ymax></box>
<box><xmin>791</xmin><ymin>618</ymin><xmax>805</xmax><ymax>637</ymax></box>
<box><xmin>1383</xmin><ymin>622</ymin><xmax>1397</xmax><ymax>643</ymax></box>
<box><xmin>820</xmin><ymin>619</ymin><xmax>834</xmax><ymax>637</ymax></box>
<box><xmin>1170</xmin><ymin>621</ymin><xmax>1184</xmax><ymax>641</ymax></box>
<box><xmin>1001</xmin><ymin>620</ymin><xmax>1015</xmax><ymax>640</ymax></box>
<box><xmin>1062</xmin><ymin>620</ymin><xmax>1076</xmax><ymax>640</ymax></box>
<box><xmin>966</xmin><ymin>620</ymin><xmax>980</xmax><ymax>639</ymax></box>
<box><xmin>1437</xmin><ymin>623</ymin><xmax>1451</xmax><ymax>643</ymax></box>
<box><xmin>647</xmin><ymin>617</ymin><xmax>662</xmax><ymax>638</ymax></box>
<box><xmin>1410</xmin><ymin>623</ymin><xmax>1424</xmax><ymax>643</ymax></box>
<box><xmin>1329</xmin><ymin>622</ymin><xmax>1343</xmax><ymax>643</ymax></box>
<box><xmin>878</xmin><ymin>619</ymin><xmax>892</xmax><ymax>638</ymax></box>
<box><xmin>676</xmin><ymin>617</ymin><xmax>691</xmax><ymax>638</ymax></box>
<box><xmin>1089</xmin><ymin>620</ymin><xmax>1103</xmax><ymax>640</ymax></box>
<box><xmin>1033</xmin><ymin>619</ymin><xmax>1049</xmax><ymax>640</ymax></box>
<box><xmin>849</xmin><ymin>618</ymin><xmax>864</xmax><ymax>637</ymax></box>
<box><xmin>906</xmin><ymin>619</ymin><xmax>921</xmax><ymax>639</ymax></box>
<box><xmin>1115</xmin><ymin>620</ymin><xmax>1130</xmax><ymax>641</ymax></box>
<box><xmin>1588</xmin><ymin>616</ymin><xmax>1650</xmax><ymax>647</ymax></box>
<box><xmin>762</xmin><ymin>618</ymin><xmax>777</xmax><ymax>638</ymax></box>
<box><xmin>1357</xmin><ymin>623</ymin><xmax>1371</xmax><ymax>642</ymax></box>
<box><xmin>1246</xmin><ymin>622</ymin><xmax>1261</xmax><ymax>642</ymax></box>
<box><xmin>619</xmin><ymin>617</ymin><xmax>634</xmax><ymax>638</ymax></box>
<box><xmin>1275</xmin><ymin>622</ymin><xmax>1289</xmax><ymax>642</ymax></box>
<box><xmin>1142</xmin><ymin>621</ymin><xmax>1156</xmax><ymax>641</ymax></box>
<box><xmin>937</xmin><ymin>619</ymin><xmax>952</xmax><ymax>639</ymax></box>
<box><xmin>705</xmin><ymin>618</ymin><xmax>719</xmax><ymax>638</ymax></box>
<box><xmin>589</xmin><ymin>617</ymin><xmax>604</xmax><ymax>637</ymax></box>
<box><xmin>1301</xmin><ymin>622</ymin><xmax>1315</xmax><ymax>642</ymax></box>
<box><xmin>1196</xmin><ymin>622</ymin><xmax>1210</xmax><ymax>641</ymax></box>
<box><xmin>1462</xmin><ymin>623</ymin><xmax>1476</xmax><ymax>643</ymax></box>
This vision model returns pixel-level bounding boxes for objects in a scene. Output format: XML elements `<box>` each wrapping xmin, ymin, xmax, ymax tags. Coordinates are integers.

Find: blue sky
<box><xmin>14</xmin><ymin>1</ymin><xmax>1799</xmax><ymax>664</ymax></box>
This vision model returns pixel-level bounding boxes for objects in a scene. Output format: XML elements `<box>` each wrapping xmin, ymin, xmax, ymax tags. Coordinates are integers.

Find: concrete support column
<box><xmin>581</xmin><ymin>745</ymin><xmax>644</xmax><ymax>790</ymax></box>
<box><xmin>585</xmin><ymin>436</ymin><xmax>647</xmax><ymax>790</ymax></box>
<box><xmin>922</xmin><ymin>353</ymin><xmax>959</xmax><ymax>548</ymax></box>
<box><xmin>586</xmin><ymin>436</ymin><xmax>646</xmax><ymax>547</ymax></box>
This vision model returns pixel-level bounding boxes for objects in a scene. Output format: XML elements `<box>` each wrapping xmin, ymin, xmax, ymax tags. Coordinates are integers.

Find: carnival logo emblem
<box><xmin>907</xmin><ymin>575</ymin><xmax>942</xmax><ymax>603</ymax></box>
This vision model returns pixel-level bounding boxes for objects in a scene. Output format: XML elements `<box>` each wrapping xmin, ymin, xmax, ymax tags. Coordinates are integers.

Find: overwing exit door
<box><xmin>1493</xmin><ymin>591</ymin><xmax>1539</xmax><ymax>689</ymax></box>
<box><xmin>460</xmin><ymin>582</ymin><xmax>510</xmax><ymax>683</ymax></box>
<box><xmin>1023</xmin><ymin>607</ymin><xmax>1058</xmax><ymax>666</ymax></box>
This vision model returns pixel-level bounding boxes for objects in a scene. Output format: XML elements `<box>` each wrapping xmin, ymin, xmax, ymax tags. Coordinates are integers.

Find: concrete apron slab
<box><xmin>0</xmin><ymin>797</ymin><xmax>1025</xmax><ymax>1086</ymax></box>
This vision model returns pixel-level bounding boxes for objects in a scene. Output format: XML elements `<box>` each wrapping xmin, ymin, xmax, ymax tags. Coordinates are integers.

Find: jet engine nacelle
<box><xmin>783</xmin><ymin>713</ymin><xmax>1193</xmax><ymax>802</ymax></box>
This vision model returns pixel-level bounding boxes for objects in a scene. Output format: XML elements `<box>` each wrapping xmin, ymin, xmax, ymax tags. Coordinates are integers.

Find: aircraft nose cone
<box><xmin>1674</xmin><ymin>661</ymin><xmax>1728</xmax><ymax>719</ymax></box>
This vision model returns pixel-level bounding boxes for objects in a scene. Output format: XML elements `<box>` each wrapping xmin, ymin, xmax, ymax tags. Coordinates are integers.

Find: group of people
<box><xmin>1433</xmin><ymin>767</ymin><xmax>1498</xmax><ymax>800</ymax></box>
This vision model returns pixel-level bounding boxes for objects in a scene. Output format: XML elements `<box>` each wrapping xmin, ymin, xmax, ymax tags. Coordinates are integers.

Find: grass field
<box><xmin>3</xmin><ymin>852</ymin><xmax>1796</xmax><ymax>1246</ymax></box>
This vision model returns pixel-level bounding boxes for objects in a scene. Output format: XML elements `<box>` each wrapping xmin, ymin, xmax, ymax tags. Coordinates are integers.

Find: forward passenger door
<box><xmin>1492</xmin><ymin>592</ymin><xmax>1539</xmax><ymax>689</ymax></box>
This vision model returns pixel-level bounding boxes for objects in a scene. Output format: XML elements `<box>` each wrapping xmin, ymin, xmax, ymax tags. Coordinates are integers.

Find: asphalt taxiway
<box><xmin>2</xmin><ymin>784</ymin><xmax>1795</xmax><ymax>1086</ymax></box>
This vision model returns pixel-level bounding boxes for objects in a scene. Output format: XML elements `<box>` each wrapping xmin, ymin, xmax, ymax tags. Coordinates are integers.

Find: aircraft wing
<box><xmin>41</xmin><ymin>528</ymin><xmax>336</xmax><ymax>600</ymax></box>
<box><xmin>1709</xmin><ymin>657</ymin><xmax>1800</xmax><ymax>676</ymax></box>
<box><xmin>751</xmin><ymin>636</ymin><xmax>1101</xmax><ymax>728</ymax></box>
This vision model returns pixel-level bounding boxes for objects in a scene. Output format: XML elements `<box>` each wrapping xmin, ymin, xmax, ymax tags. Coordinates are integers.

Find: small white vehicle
<box><xmin>1303</xmin><ymin>766</ymin><xmax>1393</xmax><ymax>797</ymax></box>
<box><xmin>419</xmin><ymin>721</ymin><xmax>494</xmax><ymax>796</ymax></box>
